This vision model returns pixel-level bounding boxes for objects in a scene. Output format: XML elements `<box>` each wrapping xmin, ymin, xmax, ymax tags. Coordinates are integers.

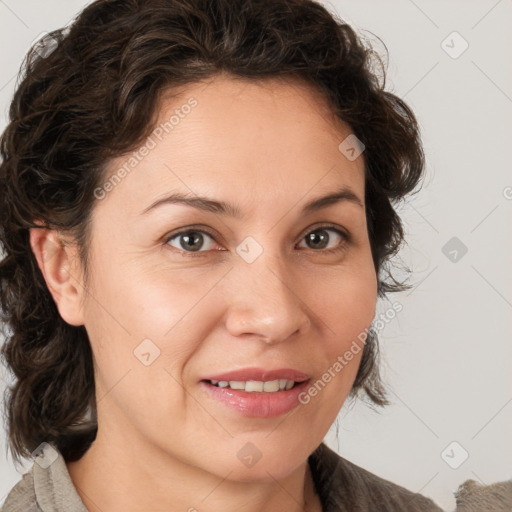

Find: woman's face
<box><xmin>68</xmin><ymin>74</ymin><xmax>377</xmax><ymax>480</ymax></box>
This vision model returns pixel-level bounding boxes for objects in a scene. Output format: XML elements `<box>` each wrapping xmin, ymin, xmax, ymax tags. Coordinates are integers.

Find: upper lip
<box><xmin>201</xmin><ymin>367</ymin><xmax>310</xmax><ymax>382</ymax></box>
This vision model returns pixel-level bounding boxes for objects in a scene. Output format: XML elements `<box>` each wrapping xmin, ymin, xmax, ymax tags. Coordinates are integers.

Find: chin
<box><xmin>223</xmin><ymin>458</ymin><xmax>306</xmax><ymax>483</ymax></box>
<box><xmin>213</xmin><ymin>437</ymin><xmax>312</xmax><ymax>483</ymax></box>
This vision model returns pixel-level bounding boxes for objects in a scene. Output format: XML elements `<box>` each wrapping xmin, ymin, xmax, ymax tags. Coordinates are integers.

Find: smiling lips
<box><xmin>202</xmin><ymin>367</ymin><xmax>310</xmax><ymax>391</ymax></box>
<box><xmin>200</xmin><ymin>367</ymin><xmax>312</xmax><ymax>417</ymax></box>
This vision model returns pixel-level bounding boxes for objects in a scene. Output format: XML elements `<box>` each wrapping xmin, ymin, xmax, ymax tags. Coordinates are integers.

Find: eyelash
<box><xmin>163</xmin><ymin>223</ymin><xmax>351</xmax><ymax>258</ymax></box>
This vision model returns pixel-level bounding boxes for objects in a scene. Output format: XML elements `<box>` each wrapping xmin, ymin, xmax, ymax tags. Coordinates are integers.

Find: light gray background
<box><xmin>0</xmin><ymin>1</ymin><xmax>511</xmax><ymax>510</ymax></box>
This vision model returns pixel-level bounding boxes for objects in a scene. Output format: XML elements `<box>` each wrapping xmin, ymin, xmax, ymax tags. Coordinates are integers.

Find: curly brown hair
<box><xmin>0</xmin><ymin>0</ymin><xmax>425</xmax><ymax>467</ymax></box>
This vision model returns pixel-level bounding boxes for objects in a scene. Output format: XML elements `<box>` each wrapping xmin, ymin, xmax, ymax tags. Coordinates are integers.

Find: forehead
<box><xmin>159</xmin><ymin>73</ymin><xmax>351</xmax><ymax>148</ymax></box>
<box><xmin>97</xmin><ymin>73</ymin><xmax>365</xmax><ymax>220</ymax></box>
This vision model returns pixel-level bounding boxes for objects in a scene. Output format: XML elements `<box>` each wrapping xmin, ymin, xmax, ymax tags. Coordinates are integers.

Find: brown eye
<box><xmin>298</xmin><ymin>226</ymin><xmax>349</xmax><ymax>253</ymax></box>
<box><xmin>165</xmin><ymin>229</ymin><xmax>218</xmax><ymax>253</ymax></box>
<box><xmin>163</xmin><ymin>224</ymin><xmax>350</xmax><ymax>257</ymax></box>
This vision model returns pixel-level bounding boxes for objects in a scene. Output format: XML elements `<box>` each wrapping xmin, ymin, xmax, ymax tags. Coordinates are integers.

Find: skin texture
<box><xmin>29</xmin><ymin>73</ymin><xmax>378</xmax><ymax>512</ymax></box>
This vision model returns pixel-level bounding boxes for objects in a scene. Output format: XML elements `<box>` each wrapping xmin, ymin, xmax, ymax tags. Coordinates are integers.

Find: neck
<box><xmin>66</xmin><ymin>425</ymin><xmax>322</xmax><ymax>512</ymax></box>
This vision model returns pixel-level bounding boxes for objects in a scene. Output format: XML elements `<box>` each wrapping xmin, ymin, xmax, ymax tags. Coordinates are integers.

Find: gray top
<box><xmin>1</xmin><ymin>442</ymin><xmax>87</xmax><ymax>512</ymax></box>
<box><xmin>1</xmin><ymin>441</ymin><xmax>511</xmax><ymax>511</ymax></box>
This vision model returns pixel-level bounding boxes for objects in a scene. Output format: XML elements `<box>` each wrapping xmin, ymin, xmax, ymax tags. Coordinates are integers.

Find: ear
<box><xmin>29</xmin><ymin>223</ymin><xmax>86</xmax><ymax>326</ymax></box>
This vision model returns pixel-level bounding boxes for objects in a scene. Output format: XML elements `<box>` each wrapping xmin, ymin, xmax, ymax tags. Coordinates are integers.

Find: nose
<box><xmin>224</xmin><ymin>254</ymin><xmax>312</xmax><ymax>345</ymax></box>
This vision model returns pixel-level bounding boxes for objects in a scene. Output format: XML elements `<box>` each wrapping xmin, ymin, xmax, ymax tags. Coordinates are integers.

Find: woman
<box><xmin>0</xmin><ymin>0</ymin><xmax>446</xmax><ymax>510</ymax></box>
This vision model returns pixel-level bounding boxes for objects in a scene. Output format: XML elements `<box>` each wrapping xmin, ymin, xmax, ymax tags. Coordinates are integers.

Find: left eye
<box><xmin>164</xmin><ymin>226</ymin><xmax>349</xmax><ymax>255</ymax></box>
<box><xmin>297</xmin><ymin>227</ymin><xmax>348</xmax><ymax>252</ymax></box>
<box><xmin>165</xmin><ymin>229</ymin><xmax>218</xmax><ymax>253</ymax></box>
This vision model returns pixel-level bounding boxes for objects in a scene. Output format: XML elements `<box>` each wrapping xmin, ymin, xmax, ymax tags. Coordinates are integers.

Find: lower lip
<box><xmin>200</xmin><ymin>380</ymin><xmax>310</xmax><ymax>418</ymax></box>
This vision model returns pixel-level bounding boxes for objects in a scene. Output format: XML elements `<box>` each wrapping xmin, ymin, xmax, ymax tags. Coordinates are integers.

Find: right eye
<box><xmin>164</xmin><ymin>227</ymin><xmax>222</xmax><ymax>256</ymax></box>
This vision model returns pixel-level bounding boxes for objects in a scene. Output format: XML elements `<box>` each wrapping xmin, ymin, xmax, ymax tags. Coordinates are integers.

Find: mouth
<box><xmin>200</xmin><ymin>367</ymin><xmax>309</xmax><ymax>393</ymax></box>
<box><xmin>199</xmin><ymin>367</ymin><xmax>311</xmax><ymax>418</ymax></box>
<box><xmin>203</xmin><ymin>378</ymin><xmax>300</xmax><ymax>392</ymax></box>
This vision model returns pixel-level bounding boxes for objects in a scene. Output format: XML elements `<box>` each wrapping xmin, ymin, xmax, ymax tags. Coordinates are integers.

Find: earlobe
<box><xmin>29</xmin><ymin>226</ymin><xmax>86</xmax><ymax>326</ymax></box>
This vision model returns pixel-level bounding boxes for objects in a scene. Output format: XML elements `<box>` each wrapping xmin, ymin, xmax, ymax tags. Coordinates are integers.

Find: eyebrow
<box><xmin>141</xmin><ymin>185</ymin><xmax>363</xmax><ymax>218</ymax></box>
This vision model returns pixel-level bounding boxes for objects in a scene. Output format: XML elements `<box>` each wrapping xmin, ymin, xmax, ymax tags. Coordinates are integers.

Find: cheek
<box><xmin>291</xmin><ymin>266</ymin><xmax>376</xmax><ymax>433</ymax></box>
<box><xmin>79</xmin><ymin>245</ymin><xmax>203</xmax><ymax>393</ymax></box>
<box><xmin>320</xmin><ymin>264</ymin><xmax>377</xmax><ymax>337</ymax></box>
<box><xmin>84</xmin><ymin>262</ymin><xmax>234</xmax><ymax>423</ymax></box>
<box><xmin>315</xmin><ymin>264</ymin><xmax>377</xmax><ymax>384</ymax></box>
<box><xmin>83</xmin><ymin>268</ymin><xmax>203</xmax><ymax>430</ymax></box>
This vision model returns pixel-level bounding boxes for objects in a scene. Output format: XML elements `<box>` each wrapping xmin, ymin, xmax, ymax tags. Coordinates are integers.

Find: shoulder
<box><xmin>454</xmin><ymin>478</ymin><xmax>512</xmax><ymax>512</ymax></box>
<box><xmin>1</xmin><ymin>469</ymin><xmax>40</xmax><ymax>512</ymax></box>
<box><xmin>308</xmin><ymin>442</ymin><xmax>443</xmax><ymax>512</ymax></box>
<box><xmin>1</xmin><ymin>443</ymin><xmax>87</xmax><ymax>512</ymax></box>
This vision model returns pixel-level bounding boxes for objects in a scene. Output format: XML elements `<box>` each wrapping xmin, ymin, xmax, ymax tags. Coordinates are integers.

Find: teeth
<box><xmin>209</xmin><ymin>379</ymin><xmax>297</xmax><ymax>392</ymax></box>
<box><xmin>229</xmin><ymin>381</ymin><xmax>246</xmax><ymax>390</ymax></box>
<box><xmin>263</xmin><ymin>380</ymin><xmax>280</xmax><ymax>392</ymax></box>
<box><xmin>246</xmin><ymin>381</ymin><xmax>264</xmax><ymax>392</ymax></box>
